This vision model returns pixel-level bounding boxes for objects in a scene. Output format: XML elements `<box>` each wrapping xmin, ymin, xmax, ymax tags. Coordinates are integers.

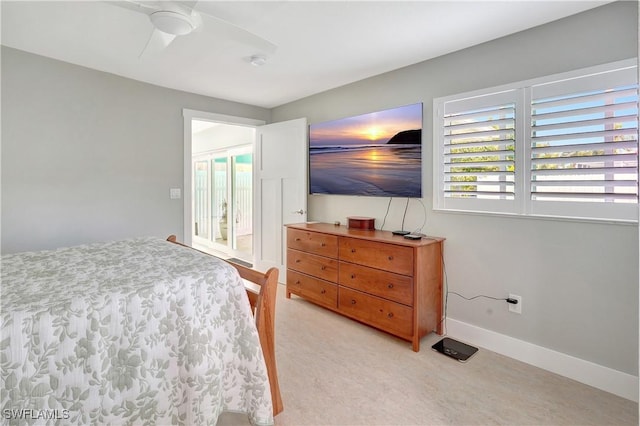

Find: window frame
<box><xmin>433</xmin><ymin>58</ymin><xmax>639</xmax><ymax>223</ymax></box>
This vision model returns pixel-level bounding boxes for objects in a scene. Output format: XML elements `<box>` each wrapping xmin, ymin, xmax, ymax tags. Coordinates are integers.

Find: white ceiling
<box><xmin>1</xmin><ymin>1</ymin><xmax>613</xmax><ymax>109</ymax></box>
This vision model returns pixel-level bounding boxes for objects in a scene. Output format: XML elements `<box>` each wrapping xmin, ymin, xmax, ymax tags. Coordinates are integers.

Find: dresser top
<box><xmin>286</xmin><ymin>222</ymin><xmax>444</xmax><ymax>247</ymax></box>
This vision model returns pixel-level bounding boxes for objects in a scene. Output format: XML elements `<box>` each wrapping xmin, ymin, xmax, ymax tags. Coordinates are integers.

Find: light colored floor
<box><xmin>219</xmin><ymin>284</ymin><xmax>638</xmax><ymax>426</ymax></box>
<box><xmin>213</xmin><ymin>233</ymin><xmax>252</xmax><ymax>258</ymax></box>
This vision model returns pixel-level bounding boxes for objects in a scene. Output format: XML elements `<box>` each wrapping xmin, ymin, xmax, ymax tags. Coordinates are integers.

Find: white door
<box><xmin>254</xmin><ymin>118</ymin><xmax>308</xmax><ymax>278</ymax></box>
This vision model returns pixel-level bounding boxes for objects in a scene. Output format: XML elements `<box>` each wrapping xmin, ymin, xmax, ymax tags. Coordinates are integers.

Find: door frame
<box><xmin>182</xmin><ymin>109</ymin><xmax>265</xmax><ymax>247</ymax></box>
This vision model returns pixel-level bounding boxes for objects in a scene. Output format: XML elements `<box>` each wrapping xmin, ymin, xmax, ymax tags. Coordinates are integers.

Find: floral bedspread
<box><xmin>0</xmin><ymin>238</ymin><xmax>273</xmax><ymax>425</ymax></box>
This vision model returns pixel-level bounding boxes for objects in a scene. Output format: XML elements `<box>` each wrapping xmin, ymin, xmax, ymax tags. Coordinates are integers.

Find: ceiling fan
<box><xmin>112</xmin><ymin>1</ymin><xmax>277</xmax><ymax>60</ymax></box>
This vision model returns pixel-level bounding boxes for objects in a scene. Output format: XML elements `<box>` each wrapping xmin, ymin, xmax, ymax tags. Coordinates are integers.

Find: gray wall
<box><xmin>1</xmin><ymin>46</ymin><xmax>270</xmax><ymax>253</ymax></box>
<box><xmin>272</xmin><ymin>1</ymin><xmax>639</xmax><ymax>375</ymax></box>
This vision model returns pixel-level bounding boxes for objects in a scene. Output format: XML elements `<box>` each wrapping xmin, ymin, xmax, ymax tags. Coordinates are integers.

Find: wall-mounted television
<box><xmin>309</xmin><ymin>103</ymin><xmax>423</xmax><ymax>198</ymax></box>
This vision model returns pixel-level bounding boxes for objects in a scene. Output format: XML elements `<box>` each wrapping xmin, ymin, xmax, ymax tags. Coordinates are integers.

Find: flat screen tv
<box><xmin>309</xmin><ymin>103</ymin><xmax>423</xmax><ymax>198</ymax></box>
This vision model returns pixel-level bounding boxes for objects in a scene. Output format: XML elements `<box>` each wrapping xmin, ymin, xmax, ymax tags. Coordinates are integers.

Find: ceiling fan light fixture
<box><xmin>150</xmin><ymin>11</ymin><xmax>195</xmax><ymax>36</ymax></box>
<box><xmin>250</xmin><ymin>55</ymin><xmax>267</xmax><ymax>66</ymax></box>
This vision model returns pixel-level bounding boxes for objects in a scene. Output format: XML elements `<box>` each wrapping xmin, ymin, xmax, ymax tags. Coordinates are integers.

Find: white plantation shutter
<box><xmin>436</xmin><ymin>90</ymin><xmax>519</xmax><ymax>214</ymax></box>
<box><xmin>435</xmin><ymin>59</ymin><xmax>638</xmax><ymax>222</ymax></box>
<box><xmin>531</xmin><ymin>72</ymin><xmax>638</xmax><ymax>202</ymax></box>
<box><xmin>444</xmin><ymin>103</ymin><xmax>516</xmax><ymax>198</ymax></box>
<box><xmin>529</xmin><ymin>66</ymin><xmax>638</xmax><ymax>220</ymax></box>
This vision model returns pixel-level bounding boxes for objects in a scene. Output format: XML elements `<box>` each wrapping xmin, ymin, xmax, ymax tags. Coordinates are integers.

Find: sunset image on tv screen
<box><xmin>309</xmin><ymin>103</ymin><xmax>423</xmax><ymax>197</ymax></box>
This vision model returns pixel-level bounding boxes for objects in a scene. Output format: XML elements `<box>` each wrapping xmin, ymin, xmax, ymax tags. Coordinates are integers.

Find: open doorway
<box><xmin>183</xmin><ymin>110</ymin><xmax>307</xmax><ymax>276</ymax></box>
<box><xmin>191</xmin><ymin>120</ymin><xmax>256</xmax><ymax>264</ymax></box>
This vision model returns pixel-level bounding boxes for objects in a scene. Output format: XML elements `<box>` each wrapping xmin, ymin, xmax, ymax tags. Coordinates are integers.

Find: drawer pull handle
<box><xmin>321</xmin><ymin>266</ymin><xmax>326</xmax><ymax>270</ymax></box>
<box><xmin>388</xmin><ymin>256</ymin><xmax>394</xmax><ymax>260</ymax></box>
<box><xmin>350</xmin><ymin>274</ymin><xmax>355</xmax><ymax>279</ymax></box>
<box><xmin>295</xmin><ymin>238</ymin><xmax>301</xmax><ymax>241</ymax></box>
<box><xmin>387</xmin><ymin>283</ymin><xmax>394</xmax><ymax>289</ymax></box>
<box><xmin>387</xmin><ymin>312</ymin><xmax>394</xmax><ymax>318</ymax></box>
<box><xmin>321</xmin><ymin>242</ymin><xmax>326</xmax><ymax>247</ymax></box>
<box><xmin>320</xmin><ymin>289</ymin><xmax>326</xmax><ymax>294</ymax></box>
<box><xmin>295</xmin><ymin>259</ymin><xmax>301</xmax><ymax>263</ymax></box>
<box><xmin>351</xmin><ymin>248</ymin><xmax>356</xmax><ymax>253</ymax></box>
<box><xmin>295</xmin><ymin>280</ymin><xmax>301</xmax><ymax>284</ymax></box>
<box><xmin>351</xmin><ymin>299</ymin><xmax>356</xmax><ymax>305</ymax></box>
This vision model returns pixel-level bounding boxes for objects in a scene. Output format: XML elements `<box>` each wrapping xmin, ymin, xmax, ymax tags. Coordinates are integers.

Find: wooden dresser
<box><xmin>285</xmin><ymin>222</ymin><xmax>444</xmax><ymax>351</ymax></box>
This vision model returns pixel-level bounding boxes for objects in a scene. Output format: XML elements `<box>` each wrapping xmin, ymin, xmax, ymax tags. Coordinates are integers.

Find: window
<box><xmin>434</xmin><ymin>59</ymin><xmax>638</xmax><ymax>222</ymax></box>
<box><xmin>439</xmin><ymin>90</ymin><xmax>520</xmax><ymax>215</ymax></box>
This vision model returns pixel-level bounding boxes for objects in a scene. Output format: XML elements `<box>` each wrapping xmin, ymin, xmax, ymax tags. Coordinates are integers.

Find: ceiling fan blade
<box><xmin>197</xmin><ymin>11</ymin><xmax>277</xmax><ymax>56</ymax></box>
<box><xmin>109</xmin><ymin>0</ymin><xmax>160</xmax><ymax>15</ymax></box>
<box><xmin>112</xmin><ymin>0</ymin><xmax>199</xmax><ymax>19</ymax></box>
<box><xmin>109</xmin><ymin>0</ymin><xmax>277</xmax><ymax>57</ymax></box>
<box><xmin>139</xmin><ymin>28</ymin><xmax>176</xmax><ymax>58</ymax></box>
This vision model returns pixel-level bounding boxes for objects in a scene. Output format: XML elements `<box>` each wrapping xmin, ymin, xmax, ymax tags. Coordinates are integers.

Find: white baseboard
<box><xmin>446</xmin><ymin>318</ymin><xmax>639</xmax><ymax>402</ymax></box>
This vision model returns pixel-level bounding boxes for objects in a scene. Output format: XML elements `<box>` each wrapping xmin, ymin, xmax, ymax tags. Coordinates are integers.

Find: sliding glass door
<box><xmin>232</xmin><ymin>153</ymin><xmax>253</xmax><ymax>256</ymax></box>
<box><xmin>193</xmin><ymin>145</ymin><xmax>253</xmax><ymax>261</ymax></box>
<box><xmin>212</xmin><ymin>155</ymin><xmax>229</xmax><ymax>247</ymax></box>
<box><xmin>193</xmin><ymin>159</ymin><xmax>211</xmax><ymax>241</ymax></box>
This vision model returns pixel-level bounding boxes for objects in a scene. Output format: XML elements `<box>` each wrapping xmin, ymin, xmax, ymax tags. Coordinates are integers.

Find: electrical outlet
<box><xmin>509</xmin><ymin>294</ymin><xmax>522</xmax><ymax>314</ymax></box>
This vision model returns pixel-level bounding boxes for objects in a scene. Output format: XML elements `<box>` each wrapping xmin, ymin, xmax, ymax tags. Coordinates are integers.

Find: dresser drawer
<box><xmin>339</xmin><ymin>238</ymin><xmax>413</xmax><ymax>275</ymax></box>
<box><xmin>288</xmin><ymin>228</ymin><xmax>338</xmax><ymax>258</ymax></box>
<box><xmin>287</xmin><ymin>249</ymin><xmax>338</xmax><ymax>282</ymax></box>
<box><xmin>287</xmin><ymin>270</ymin><xmax>338</xmax><ymax>309</ymax></box>
<box><xmin>339</xmin><ymin>262</ymin><xmax>413</xmax><ymax>306</ymax></box>
<box><xmin>338</xmin><ymin>287</ymin><xmax>412</xmax><ymax>338</ymax></box>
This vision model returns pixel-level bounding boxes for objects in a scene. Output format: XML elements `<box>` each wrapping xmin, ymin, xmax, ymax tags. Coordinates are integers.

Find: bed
<box><xmin>0</xmin><ymin>237</ymin><xmax>275</xmax><ymax>425</ymax></box>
